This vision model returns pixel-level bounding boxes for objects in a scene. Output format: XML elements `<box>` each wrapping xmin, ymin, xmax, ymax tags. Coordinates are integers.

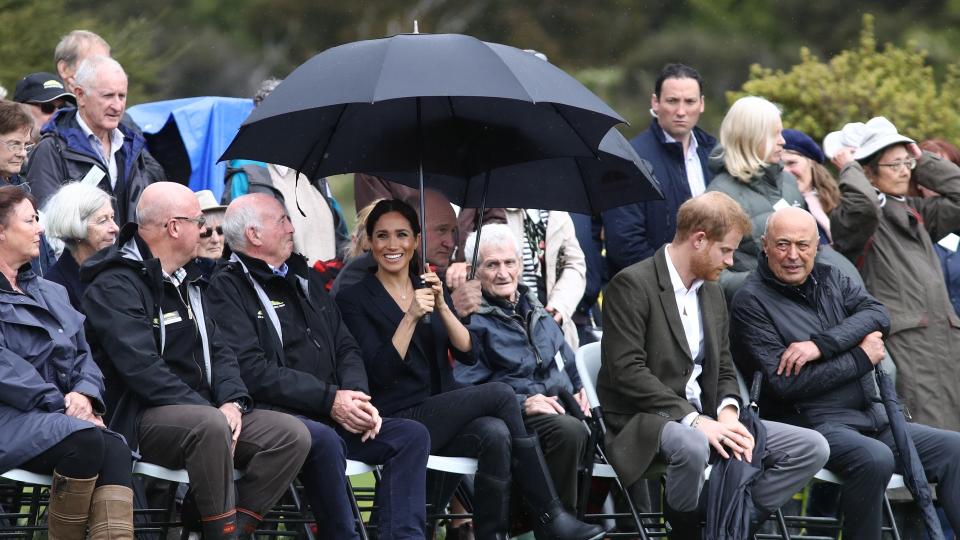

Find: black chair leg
<box><xmin>882</xmin><ymin>495</ymin><xmax>902</xmax><ymax>540</ymax></box>
<box><xmin>346</xmin><ymin>477</ymin><xmax>369</xmax><ymax>540</ymax></box>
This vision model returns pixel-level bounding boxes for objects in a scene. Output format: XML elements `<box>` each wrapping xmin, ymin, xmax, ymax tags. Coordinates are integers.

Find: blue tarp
<box><xmin>128</xmin><ymin>96</ymin><xmax>254</xmax><ymax>199</ymax></box>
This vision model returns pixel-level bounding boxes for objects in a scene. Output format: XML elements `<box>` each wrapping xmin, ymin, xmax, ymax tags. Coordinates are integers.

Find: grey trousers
<box><xmin>138</xmin><ymin>405</ymin><xmax>311</xmax><ymax>519</ymax></box>
<box><xmin>658</xmin><ymin>419</ymin><xmax>829</xmax><ymax>512</ymax></box>
<box><xmin>524</xmin><ymin>413</ymin><xmax>590</xmax><ymax>511</ymax></box>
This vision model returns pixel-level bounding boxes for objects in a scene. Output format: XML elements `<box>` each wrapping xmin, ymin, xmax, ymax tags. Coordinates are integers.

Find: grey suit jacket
<box><xmin>597</xmin><ymin>246</ymin><xmax>741</xmax><ymax>486</ymax></box>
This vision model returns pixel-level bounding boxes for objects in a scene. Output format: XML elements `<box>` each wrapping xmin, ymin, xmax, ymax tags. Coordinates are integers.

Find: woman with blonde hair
<box><xmin>705</xmin><ymin>96</ymin><xmax>803</xmax><ymax>297</ymax></box>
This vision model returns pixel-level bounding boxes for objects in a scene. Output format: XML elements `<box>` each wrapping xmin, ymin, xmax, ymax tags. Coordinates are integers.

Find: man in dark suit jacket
<box><xmin>597</xmin><ymin>191</ymin><xmax>828</xmax><ymax>537</ymax></box>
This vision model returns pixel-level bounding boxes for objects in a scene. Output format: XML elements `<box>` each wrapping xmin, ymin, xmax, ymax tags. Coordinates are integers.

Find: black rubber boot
<box><xmin>236</xmin><ymin>508</ymin><xmax>262</xmax><ymax>540</ymax></box>
<box><xmin>511</xmin><ymin>436</ymin><xmax>605</xmax><ymax>540</ymax></box>
<box><xmin>473</xmin><ymin>472</ymin><xmax>511</xmax><ymax>540</ymax></box>
<box><xmin>663</xmin><ymin>503</ymin><xmax>702</xmax><ymax>540</ymax></box>
<box><xmin>201</xmin><ymin>511</ymin><xmax>238</xmax><ymax>539</ymax></box>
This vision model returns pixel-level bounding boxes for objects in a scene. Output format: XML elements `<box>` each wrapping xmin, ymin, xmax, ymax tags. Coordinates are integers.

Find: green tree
<box><xmin>730</xmin><ymin>14</ymin><xmax>960</xmax><ymax>144</ymax></box>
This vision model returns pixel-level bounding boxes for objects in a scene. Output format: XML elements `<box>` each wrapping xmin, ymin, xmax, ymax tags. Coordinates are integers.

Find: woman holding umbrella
<box><xmin>337</xmin><ymin>199</ymin><xmax>604</xmax><ymax>540</ymax></box>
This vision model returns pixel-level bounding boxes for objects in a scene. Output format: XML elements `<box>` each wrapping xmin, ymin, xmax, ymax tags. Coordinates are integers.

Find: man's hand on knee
<box><xmin>218</xmin><ymin>403</ymin><xmax>243</xmax><ymax>454</ymax></box>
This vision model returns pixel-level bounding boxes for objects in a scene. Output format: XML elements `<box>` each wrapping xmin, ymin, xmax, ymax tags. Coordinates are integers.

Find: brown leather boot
<box><xmin>48</xmin><ymin>471</ymin><xmax>98</xmax><ymax>540</ymax></box>
<box><xmin>88</xmin><ymin>485</ymin><xmax>134</xmax><ymax>540</ymax></box>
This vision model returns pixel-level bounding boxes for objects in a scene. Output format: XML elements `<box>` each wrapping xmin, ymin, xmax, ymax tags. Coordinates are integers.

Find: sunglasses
<box><xmin>31</xmin><ymin>102</ymin><xmax>62</xmax><ymax>115</ymax></box>
<box><xmin>200</xmin><ymin>226</ymin><xmax>224</xmax><ymax>239</ymax></box>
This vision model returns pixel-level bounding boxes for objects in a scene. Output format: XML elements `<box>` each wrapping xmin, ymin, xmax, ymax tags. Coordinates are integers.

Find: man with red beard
<box><xmin>597</xmin><ymin>191</ymin><xmax>829</xmax><ymax>538</ymax></box>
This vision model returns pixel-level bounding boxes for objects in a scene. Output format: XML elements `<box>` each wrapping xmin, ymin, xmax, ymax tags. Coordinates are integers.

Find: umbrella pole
<box><xmin>467</xmin><ymin>172</ymin><xmax>491</xmax><ymax>281</ymax></box>
<box><xmin>417</xmin><ymin>97</ymin><xmax>431</xmax><ymax>324</ymax></box>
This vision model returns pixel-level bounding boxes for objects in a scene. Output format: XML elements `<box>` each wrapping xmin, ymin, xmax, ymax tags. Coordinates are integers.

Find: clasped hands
<box><xmin>332</xmin><ymin>389</ymin><xmax>382</xmax><ymax>442</ymax></box>
<box><xmin>64</xmin><ymin>391</ymin><xmax>105</xmax><ymax>428</ymax></box>
<box><xmin>694</xmin><ymin>406</ymin><xmax>755</xmax><ymax>463</ymax></box>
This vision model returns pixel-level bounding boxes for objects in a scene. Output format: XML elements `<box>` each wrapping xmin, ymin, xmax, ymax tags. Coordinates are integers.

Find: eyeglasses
<box><xmin>877</xmin><ymin>157</ymin><xmax>917</xmax><ymax>172</ymax></box>
<box><xmin>0</xmin><ymin>140</ymin><xmax>34</xmax><ymax>153</ymax></box>
<box><xmin>171</xmin><ymin>215</ymin><xmax>207</xmax><ymax>228</ymax></box>
<box><xmin>199</xmin><ymin>226</ymin><xmax>223</xmax><ymax>238</ymax></box>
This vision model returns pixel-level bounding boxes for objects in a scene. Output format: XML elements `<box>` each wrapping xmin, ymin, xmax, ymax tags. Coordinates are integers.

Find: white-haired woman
<box><xmin>705</xmin><ymin>96</ymin><xmax>799</xmax><ymax>297</ymax></box>
<box><xmin>44</xmin><ymin>182</ymin><xmax>118</xmax><ymax>310</ymax></box>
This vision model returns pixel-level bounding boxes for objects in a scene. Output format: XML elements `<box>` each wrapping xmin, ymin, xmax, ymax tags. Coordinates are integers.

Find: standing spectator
<box><xmin>23</xmin><ymin>56</ymin><xmax>152</xmax><ymax>225</ymax></box>
<box><xmin>831</xmin><ymin>118</ymin><xmax>960</xmax><ymax>432</ymax></box>
<box><xmin>603</xmin><ymin>63</ymin><xmax>717</xmax><ymax>276</ymax></box>
<box><xmin>781</xmin><ymin>129</ymin><xmax>841</xmax><ymax>243</ymax></box>
<box><xmin>12</xmin><ymin>72</ymin><xmax>75</xmax><ymax>142</ymax></box>
<box><xmin>223</xmin><ymin>78</ymin><xmax>349</xmax><ymax>264</ymax></box>
<box><xmin>42</xmin><ymin>183</ymin><xmax>118</xmax><ymax>311</ymax></box>
<box><xmin>54</xmin><ymin>30</ymin><xmax>111</xmax><ymax>94</ymax></box>
<box><xmin>918</xmin><ymin>139</ymin><xmax>960</xmax><ymax>317</ymax></box>
<box><xmin>0</xmin><ymin>185</ymin><xmax>133</xmax><ymax>540</ymax></box>
<box><xmin>51</xmin><ymin>29</ymin><xmax>166</xmax><ymax>185</ymax></box>
<box><xmin>0</xmin><ymin>101</ymin><xmax>57</xmax><ymax>275</ymax></box>
<box><xmin>80</xmin><ymin>182</ymin><xmax>311</xmax><ymax>539</ymax></box>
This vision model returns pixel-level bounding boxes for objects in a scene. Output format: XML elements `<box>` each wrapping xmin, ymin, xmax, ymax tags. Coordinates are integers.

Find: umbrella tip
<box><xmin>413</xmin><ymin>20</ymin><xmax>419</xmax><ymax>34</ymax></box>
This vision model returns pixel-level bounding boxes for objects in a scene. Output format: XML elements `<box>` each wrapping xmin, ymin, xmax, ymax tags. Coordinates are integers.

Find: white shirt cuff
<box><xmin>717</xmin><ymin>397</ymin><xmax>740</xmax><ymax>418</ymax></box>
<box><xmin>681</xmin><ymin>411</ymin><xmax>699</xmax><ymax>427</ymax></box>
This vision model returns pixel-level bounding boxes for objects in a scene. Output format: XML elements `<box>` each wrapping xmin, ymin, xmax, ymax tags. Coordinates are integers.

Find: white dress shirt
<box><xmin>76</xmin><ymin>112</ymin><xmax>124</xmax><ymax>188</ymax></box>
<box><xmin>664</xmin><ymin>245</ymin><xmax>739</xmax><ymax>425</ymax></box>
<box><xmin>663</xmin><ymin>131</ymin><xmax>706</xmax><ymax>197</ymax></box>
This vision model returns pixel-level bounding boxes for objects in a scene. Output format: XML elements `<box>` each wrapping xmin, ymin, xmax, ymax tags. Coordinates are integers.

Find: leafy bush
<box><xmin>729</xmin><ymin>14</ymin><xmax>960</xmax><ymax>145</ymax></box>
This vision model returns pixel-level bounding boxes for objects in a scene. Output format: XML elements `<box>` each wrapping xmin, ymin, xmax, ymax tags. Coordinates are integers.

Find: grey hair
<box><xmin>222</xmin><ymin>201</ymin><xmax>262</xmax><ymax>253</ymax></box>
<box><xmin>253</xmin><ymin>78</ymin><xmax>282</xmax><ymax>107</ymax></box>
<box><xmin>55</xmin><ymin>30</ymin><xmax>110</xmax><ymax>71</ymax></box>
<box><xmin>74</xmin><ymin>56</ymin><xmax>125</xmax><ymax>92</ymax></box>
<box><xmin>464</xmin><ymin>223</ymin><xmax>522</xmax><ymax>266</ymax></box>
<box><xmin>42</xmin><ymin>183</ymin><xmax>112</xmax><ymax>245</ymax></box>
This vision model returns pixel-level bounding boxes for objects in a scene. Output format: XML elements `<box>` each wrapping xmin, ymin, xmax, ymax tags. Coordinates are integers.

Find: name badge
<box><xmin>938</xmin><ymin>233</ymin><xmax>960</xmax><ymax>253</ymax></box>
<box><xmin>162</xmin><ymin>311</ymin><xmax>183</xmax><ymax>325</ymax></box>
<box><xmin>554</xmin><ymin>351</ymin><xmax>565</xmax><ymax>372</ymax></box>
<box><xmin>772</xmin><ymin>198</ymin><xmax>791</xmax><ymax>211</ymax></box>
<box><xmin>80</xmin><ymin>165</ymin><xmax>106</xmax><ymax>187</ymax></box>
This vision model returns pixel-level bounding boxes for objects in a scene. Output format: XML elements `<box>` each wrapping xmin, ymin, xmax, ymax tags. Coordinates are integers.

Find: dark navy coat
<box><xmin>0</xmin><ymin>266</ymin><xmax>105</xmax><ymax>471</ymax></box>
<box><xmin>603</xmin><ymin>119</ymin><xmax>716</xmax><ymax>277</ymax></box>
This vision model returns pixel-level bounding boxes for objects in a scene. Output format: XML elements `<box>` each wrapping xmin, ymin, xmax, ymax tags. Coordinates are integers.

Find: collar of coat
<box><xmin>0</xmin><ymin>263</ymin><xmax>38</xmax><ymax>294</ymax></box>
<box><xmin>228</xmin><ymin>249</ymin><xmax>311</xmax><ymax>284</ymax></box>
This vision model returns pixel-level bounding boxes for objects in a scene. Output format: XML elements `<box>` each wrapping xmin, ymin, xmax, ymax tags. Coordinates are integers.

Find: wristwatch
<box><xmin>231</xmin><ymin>400</ymin><xmax>249</xmax><ymax>414</ymax></box>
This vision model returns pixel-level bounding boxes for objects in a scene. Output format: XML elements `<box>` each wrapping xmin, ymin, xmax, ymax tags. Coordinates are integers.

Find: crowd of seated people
<box><xmin>5</xmin><ymin>30</ymin><xmax>960</xmax><ymax>540</ymax></box>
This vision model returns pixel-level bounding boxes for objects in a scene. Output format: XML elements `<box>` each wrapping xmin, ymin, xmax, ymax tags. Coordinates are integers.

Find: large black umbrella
<box><xmin>370</xmin><ymin>126</ymin><xmax>662</xmax><ymax>275</ymax></box>
<box><xmin>705</xmin><ymin>372</ymin><xmax>769</xmax><ymax>540</ymax></box>
<box><xmin>220</xmin><ymin>31</ymin><xmax>626</xmax><ymax>274</ymax></box>
<box><xmin>875</xmin><ymin>366</ymin><xmax>945</xmax><ymax>540</ymax></box>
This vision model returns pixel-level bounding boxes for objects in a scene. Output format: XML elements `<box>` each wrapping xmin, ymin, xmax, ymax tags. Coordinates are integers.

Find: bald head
<box><xmin>762</xmin><ymin>207</ymin><xmax>819</xmax><ymax>285</ymax></box>
<box><xmin>224</xmin><ymin>193</ymin><xmax>295</xmax><ymax>266</ymax></box>
<box><xmin>419</xmin><ymin>190</ymin><xmax>458</xmax><ymax>269</ymax></box>
<box><xmin>136</xmin><ymin>182</ymin><xmax>204</xmax><ymax>272</ymax></box>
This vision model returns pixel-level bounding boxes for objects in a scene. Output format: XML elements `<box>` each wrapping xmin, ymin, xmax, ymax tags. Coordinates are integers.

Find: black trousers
<box><xmin>394</xmin><ymin>382</ymin><xmax>527</xmax><ymax>481</ymax></box>
<box><xmin>20</xmin><ymin>428</ymin><xmax>132</xmax><ymax>487</ymax></box>
<box><xmin>818</xmin><ymin>421</ymin><xmax>960</xmax><ymax>540</ymax></box>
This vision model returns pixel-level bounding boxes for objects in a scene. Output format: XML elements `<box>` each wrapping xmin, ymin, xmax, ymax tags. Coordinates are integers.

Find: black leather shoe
<box><xmin>532</xmin><ymin>499</ymin><xmax>605</xmax><ymax>540</ymax></box>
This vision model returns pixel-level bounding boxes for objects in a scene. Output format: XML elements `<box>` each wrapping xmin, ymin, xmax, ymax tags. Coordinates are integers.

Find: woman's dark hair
<box><xmin>365</xmin><ymin>198</ymin><xmax>421</xmax><ymax>239</ymax></box>
<box><xmin>0</xmin><ymin>186</ymin><xmax>36</xmax><ymax>227</ymax></box>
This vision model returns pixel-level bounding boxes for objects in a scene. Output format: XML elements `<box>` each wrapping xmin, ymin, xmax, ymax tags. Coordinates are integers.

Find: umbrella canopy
<box><xmin>370</xmin><ymin>126</ymin><xmax>663</xmax><ymax>215</ymax></box>
<box><xmin>129</xmin><ymin>97</ymin><xmax>254</xmax><ymax>198</ymax></box>
<box><xmin>705</xmin><ymin>372</ymin><xmax>769</xmax><ymax>540</ymax></box>
<box><xmin>219</xmin><ymin>32</ymin><xmax>625</xmax><ymax>180</ymax></box>
<box><xmin>875</xmin><ymin>366</ymin><xmax>945</xmax><ymax>540</ymax></box>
